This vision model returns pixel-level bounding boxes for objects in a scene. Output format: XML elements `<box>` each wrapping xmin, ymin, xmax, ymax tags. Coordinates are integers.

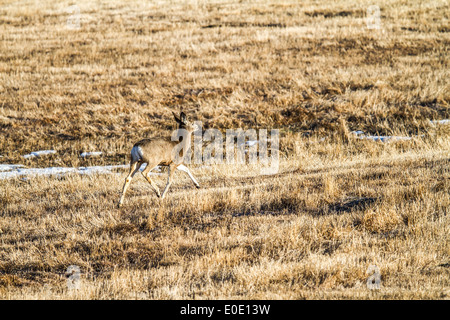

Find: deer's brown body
<box><xmin>118</xmin><ymin>112</ymin><xmax>200</xmax><ymax>208</ymax></box>
<box><xmin>132</xmin><ymin>138</ymin><xmax>178</xmax><ymax>166</ymax></box>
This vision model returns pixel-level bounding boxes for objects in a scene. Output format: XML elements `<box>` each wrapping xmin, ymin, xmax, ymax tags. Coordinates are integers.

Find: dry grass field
<box><xmin>0</xmin><ymin>0</ymin><xmax>449</xmax><ymax>299</ymax></box>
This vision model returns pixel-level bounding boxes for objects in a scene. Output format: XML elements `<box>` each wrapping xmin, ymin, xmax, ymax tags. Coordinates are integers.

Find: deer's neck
<box><xmin>177</xmin><ymin>128</ymin><xmax>192</xmax><ymax>149</ymax></box>
<box><xmin>172</xmin><ymin>128</ymin><xmax>192</xmax><ymax>163</ymax></box>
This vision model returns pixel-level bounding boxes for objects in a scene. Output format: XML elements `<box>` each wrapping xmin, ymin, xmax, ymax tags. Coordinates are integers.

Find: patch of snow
<box><xmin>0</xmin><ymin>166</ymin><xmax>77</xmax><ymax>179</ymax></box>
<box><xmin>23</xmin><ymin>150</ymin><xmax>57</xmax><ymax>159</ymax></box>
<box><xmin>365</xmin><ymin>135</ymin><xmax>412</xmax><ymax>142</ymax></box>
<box><xmin>80</xmin><ymin>151</ymin><xmax>103</xmax><ymax>157</ymax></box>
<box><xmin>78</xmin><ymin>165</ymin><xmax>129</xmax><ymax>175</ymax></box>
<box><xmin>429</xmin><ymin>119</ymin><xmax>450</xmax><ymax>125</ymax></box>
<box><xmin>0</xmin><ymin>163</ymin><xmax>163</xmax><ymax>180</ymax></box>
<box><xmin>350</xmin><ymin>131</ymin><xmax>412</xmax><ymax>142</ymax></box>
<box><xmin>0</xmin><ymin>164</ymin><xmax>25</xmax><ymax>171</ymax></box>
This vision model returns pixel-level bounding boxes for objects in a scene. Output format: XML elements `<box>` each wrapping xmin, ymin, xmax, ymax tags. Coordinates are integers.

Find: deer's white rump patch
<box><xmin>131</xmin><ymin>145</ymin><xmax>144</xmax><ymax>162</ymax></box>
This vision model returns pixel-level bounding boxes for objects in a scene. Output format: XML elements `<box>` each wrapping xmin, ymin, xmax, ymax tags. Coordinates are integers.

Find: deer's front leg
<box><xmin>177</xmin><ymin>164</ymin><xmax>200</xmax><ymax>189</ymax></box>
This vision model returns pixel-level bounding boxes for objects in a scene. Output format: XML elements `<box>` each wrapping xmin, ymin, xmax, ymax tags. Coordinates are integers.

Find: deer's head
<box><xmin>173</xmin><ymin>111</ymin><xmax>198</xmax><ymax>133</ymax></box>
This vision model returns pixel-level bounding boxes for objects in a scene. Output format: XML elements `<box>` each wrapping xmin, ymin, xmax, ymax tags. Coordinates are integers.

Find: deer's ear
<box><xmin>173</xmin><ymin>111</ymin><xmax>181</xmax><ymax>123</ymax></box>
<box><xmin>180</xmin><ymin>112</ymin><xmax>187</xmax><ymax>124</ymax></box>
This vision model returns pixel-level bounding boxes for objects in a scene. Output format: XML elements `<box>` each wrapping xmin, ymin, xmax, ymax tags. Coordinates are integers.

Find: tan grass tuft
<box><xmin>361</xmin><ymin>207</ymin><xmax>403</xmax><ymax>234</ymax></box>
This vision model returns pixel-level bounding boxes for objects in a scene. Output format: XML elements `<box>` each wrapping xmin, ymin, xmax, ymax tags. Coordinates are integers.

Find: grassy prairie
<box><xmin>0</xmin><ymin>0</ymin><xmax>449</xmax><ymax>299</ymax></box>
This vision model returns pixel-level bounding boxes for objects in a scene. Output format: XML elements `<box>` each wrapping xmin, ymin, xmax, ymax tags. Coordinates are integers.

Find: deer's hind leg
<box><xmin>118</xmin><ymin>160</ymin><xmax>142</xmax><ymax>208</ymax></box>
<box><xmin>161</xmin><ymin>163</ymin><xmax>177</xmax><ymax>199</ymax></box>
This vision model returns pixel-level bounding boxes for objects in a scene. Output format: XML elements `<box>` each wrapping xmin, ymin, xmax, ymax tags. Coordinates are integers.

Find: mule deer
<box><xmin>118</xmin><ymin>111</ymin><xmax>200</xmax><ymax>208</ymax></box>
